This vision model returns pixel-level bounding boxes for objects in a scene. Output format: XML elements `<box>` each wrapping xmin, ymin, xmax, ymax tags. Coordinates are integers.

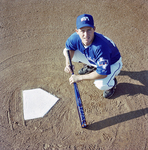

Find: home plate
<box><xmin>22</xmin><ymin>88</ymin><xmax>59</xmax><ymax>120</ymax></box>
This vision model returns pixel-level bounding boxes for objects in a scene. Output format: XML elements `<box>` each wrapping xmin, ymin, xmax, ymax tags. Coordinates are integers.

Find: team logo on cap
<box><xmin>81</xmin><ymin>17</ymin><xmax>89</xmax><ymax>22</ymax></box>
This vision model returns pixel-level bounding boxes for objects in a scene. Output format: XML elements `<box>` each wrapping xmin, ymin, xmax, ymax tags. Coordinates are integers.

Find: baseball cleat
<box><xmin>103</xmin><ymin>78</ymin><xmax>117</xmax><ymax>98</ymax></box>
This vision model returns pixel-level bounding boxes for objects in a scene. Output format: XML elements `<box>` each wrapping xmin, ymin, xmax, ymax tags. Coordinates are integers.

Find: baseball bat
<box><xmin>67</xmin><ymin>50</ymin><xmax>87</xmax><ymax>128</ymax></box>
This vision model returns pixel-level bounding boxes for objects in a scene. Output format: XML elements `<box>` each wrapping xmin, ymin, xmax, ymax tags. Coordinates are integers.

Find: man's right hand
<box><xmin>64</xmin><ymin>65</ymin><xmax>74</xmax><ymax>74</ymax></box>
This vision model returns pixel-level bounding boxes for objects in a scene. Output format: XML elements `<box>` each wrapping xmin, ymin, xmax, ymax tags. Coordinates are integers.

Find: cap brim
<box><xmin>77</xmin><ymin>24</ymin><xmax>94</xmax><ymax>29</ymax></box>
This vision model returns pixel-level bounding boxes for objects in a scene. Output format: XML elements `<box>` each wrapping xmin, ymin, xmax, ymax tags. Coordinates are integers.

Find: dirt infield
<box><xmin>0</xmin><ymin>0</ymin><xmax>148</xmax><ymax>149</ymax></box>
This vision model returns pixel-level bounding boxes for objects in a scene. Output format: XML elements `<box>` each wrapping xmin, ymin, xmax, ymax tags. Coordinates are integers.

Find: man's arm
<box><xmin>69</xmin><ymin>70</ymin><xmax>107</xmax><ymax>84</ymax></box>
<box><xmin>64</xmin><ymin>50</ymin><xmax>75</xmax><ymax>73</ymax></box>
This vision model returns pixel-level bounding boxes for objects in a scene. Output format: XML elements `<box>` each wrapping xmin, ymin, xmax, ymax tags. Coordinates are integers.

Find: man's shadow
<box><xmin>112</xmin><ymin>70</ymin><xmax>148</xmax><ymax>98</ymax></box>
<box><xmin>86</xmin><ymin>70</ymin><xmax>148</xmax><ymax>130</ymax></box>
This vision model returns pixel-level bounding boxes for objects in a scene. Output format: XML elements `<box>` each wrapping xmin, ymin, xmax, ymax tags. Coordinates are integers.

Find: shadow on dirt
<box><xmin>86</xmin><ymin>70</ymin><xmax>148</xmax><ymax>130</ymax></box>
<box><xmin>112</xmin><ymin>70</ymin><xmax>148</xmax><ymax>98</ymax></box>
<box><xmin>86</xmin><ymin>108</ymin><xmax>148</xmax><ymax>130</ymax></box>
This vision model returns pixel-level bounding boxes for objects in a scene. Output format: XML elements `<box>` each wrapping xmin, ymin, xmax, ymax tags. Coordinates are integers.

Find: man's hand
<box><xmin>69</xmin><ymin>71</ymin><xmax>107</xmax><ymax>84</ymax></box>
<box><xmin>64</xmin><ymin>65</ymin><xmax>75</xmax><ymax>74</ymax></box>
<box><xmin>69</xmin><ymin>74</ymin><xmax>82</xmax><ymax>84</ymax></box>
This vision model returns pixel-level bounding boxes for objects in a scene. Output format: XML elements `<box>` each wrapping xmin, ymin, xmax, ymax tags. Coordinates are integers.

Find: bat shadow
<box><xmin>110</xmin><ymin>70</ymin><xmax>148</xmax><ymax>98</ymax></box>
<box><xmin>86</xmin><ymin>108</ymin><xmax>148</xmax><ymax>130</ymax></box>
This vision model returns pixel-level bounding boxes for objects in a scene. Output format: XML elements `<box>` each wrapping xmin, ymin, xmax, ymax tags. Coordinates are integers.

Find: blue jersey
<box><xmin>65</xmin><ymin>32</ymin><xmax>121</xmax><ymax>75</ymax></box>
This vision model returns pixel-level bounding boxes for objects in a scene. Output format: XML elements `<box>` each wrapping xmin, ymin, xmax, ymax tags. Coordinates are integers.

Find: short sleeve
<box><xmin>95</xmin><ymin>46</ymin><xmax>111</xmax><ymax>75</ymax></box>
<box><xmin>96</xmin><ymin>57</ymin><xmax>111</xmax><ymax>75</ymax></box>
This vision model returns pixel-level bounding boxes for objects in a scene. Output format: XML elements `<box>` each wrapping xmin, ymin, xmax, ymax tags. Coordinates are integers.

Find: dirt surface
<box><xmin>0</xmin><ymin>0</ymin><xmax>148</xmax><ymax>149</ymax></box>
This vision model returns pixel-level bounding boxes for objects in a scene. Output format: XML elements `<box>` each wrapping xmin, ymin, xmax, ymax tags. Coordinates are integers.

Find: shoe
<box><xmin>103</xmin><ymin>78</ymin><xmax>117</xmax><ymax>98</ymax></box>
<box><xmin>78</xmin><ymin>64</ymin><xmax>96</xmax><ymax>75</ymax></box>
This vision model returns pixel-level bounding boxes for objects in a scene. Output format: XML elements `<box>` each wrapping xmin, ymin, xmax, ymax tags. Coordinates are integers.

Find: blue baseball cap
<box><xmin>76</xmin><ymin>14</ymin><xmax>94</xmax><ymax>29</ymax></box>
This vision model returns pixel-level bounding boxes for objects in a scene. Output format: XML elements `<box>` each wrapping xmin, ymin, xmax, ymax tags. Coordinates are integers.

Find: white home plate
<box><xmin>22</xmin><ymin>88</ymin><xmax>59</xmax><ymax>120</ymax></box>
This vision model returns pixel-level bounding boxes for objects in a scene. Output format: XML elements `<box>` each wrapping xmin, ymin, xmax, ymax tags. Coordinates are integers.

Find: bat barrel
<box><xmin>74</xmin><ymin>83</ymin><xmax>87</xmax><ymax>128</ymax></box>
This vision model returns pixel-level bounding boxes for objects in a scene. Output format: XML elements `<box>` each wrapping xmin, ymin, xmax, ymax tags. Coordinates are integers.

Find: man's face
<box><xmin>76</xmin><ymin>26</ymin><xmax>95</xmax><ymax>46</ymax></box>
